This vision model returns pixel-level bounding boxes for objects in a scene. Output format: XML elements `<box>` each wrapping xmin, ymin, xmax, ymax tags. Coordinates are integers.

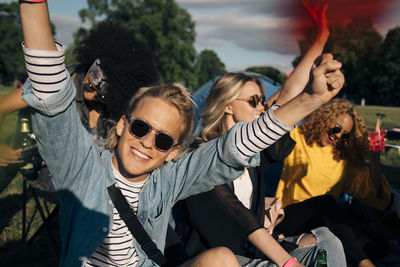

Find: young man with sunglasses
<box><xmin>18</xmin><ymin>1</ymin><xmax>345</xmax><ymax>266</ymax></box>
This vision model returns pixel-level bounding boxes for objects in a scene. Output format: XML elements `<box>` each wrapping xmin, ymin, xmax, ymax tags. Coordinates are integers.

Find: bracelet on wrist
<box><xmin>283</xmin><ymin>257</ymin><xmax>298</xmax><ymax>267</ymax></box>
<box><xmin>20</xmin><ymin>0</ymin><xmax>47</xmax><ymax>3</ymax></box>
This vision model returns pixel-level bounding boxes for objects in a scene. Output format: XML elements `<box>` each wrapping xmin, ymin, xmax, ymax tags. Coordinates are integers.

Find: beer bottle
<box><xmin>19</xmin><ymin>117</ymin><xmax>37</xmax><ymax>180</ymax></box>
<box><xmin>317</xmin><ymin>248</ymin><xmax>328</xmax><ymax>267</ymax></box>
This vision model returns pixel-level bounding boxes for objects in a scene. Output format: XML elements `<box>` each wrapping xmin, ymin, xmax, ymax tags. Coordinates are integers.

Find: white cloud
<box><xmin>177</xmin><ymin>0</ymin><xmax>286</xmax><ymax>16</ymax></box>
<box><xmin>187</xmin><ymin>5</ymin><xmax>298</xmax><ymax>55</ymax></box>
<box><xmin>51</xmin><ymin>14</ymin><xmax>89</xmax><ymax>47</ymax></box>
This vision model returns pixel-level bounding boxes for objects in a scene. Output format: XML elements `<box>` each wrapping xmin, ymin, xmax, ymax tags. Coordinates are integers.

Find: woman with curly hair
<box><xmin>276</xmin><ymin>99</ymin><xmax>390</xmax><ymax>210</ymax></box>
<box><xmin>274</xmin><ymin>99</ymin><xmax>392</xmax><ymax>267</ymax></box>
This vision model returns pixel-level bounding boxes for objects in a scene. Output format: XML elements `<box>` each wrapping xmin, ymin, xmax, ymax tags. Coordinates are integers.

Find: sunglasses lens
<box><xmin>248</xmin><ymin>95</ymin><xmax>260</xmax><ymax>108</ymax></box>
<box><xmin>84</xmin><ymin>84</ymin><xmax>94</xmax><ymax>92</ymax></box>
<box><xmin>261</xmin><ymin>96</ymin><xmax>266</xmax><ymax>106</ymax></box>
<box><xmin>332</xmin><ymin>126</ymin><xmax>341</xmax><ymax>134</ymax></box>
<box><xmin>155</xmin><ymin>133</ymin><xmax>174</xmax><ymax>151</ymax></box>
<box><xmin>131</xmin><ymin>119</ymin><xmax>150</xmax><ymax>138</ymax></box>
<box><xmin>342</xmin><ymin>133</ymin><xmax>350</xmax><ymax>140</ymax></box>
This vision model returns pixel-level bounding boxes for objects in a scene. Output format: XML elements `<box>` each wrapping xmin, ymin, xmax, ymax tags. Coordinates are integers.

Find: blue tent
<box><xmin>191</xmin><ymin>72</ymin><xmax>281</xmax><ymax>134</ymax></box>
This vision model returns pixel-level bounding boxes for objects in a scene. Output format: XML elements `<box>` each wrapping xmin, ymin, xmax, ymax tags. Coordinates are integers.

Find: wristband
<box><xmin>283</xmin><ymin>257</ymin><xmax>298</xmax><ymax>267</ymax></box>
<box><xmin>21</xmin><ymin>0</ymin><xmax>47</xmax><ymax>2</ymax></box>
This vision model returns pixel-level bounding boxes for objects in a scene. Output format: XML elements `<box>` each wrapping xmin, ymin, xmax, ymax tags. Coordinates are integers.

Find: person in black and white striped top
<box><xmin>19</xmin><ymin>1</ymin><xmax>344</xmax><ymax>267</ymax></box>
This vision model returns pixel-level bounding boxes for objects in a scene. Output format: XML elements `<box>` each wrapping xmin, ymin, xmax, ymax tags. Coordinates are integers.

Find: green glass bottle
<box><xmin>19</xmin><ymin>117</ymin><xmax>37</xmax><ymax>180</ymax></box>
<box><xmin>317</xmin><ymin>248</ymin><xmax>328</xmax><ymax>267</ymax></box>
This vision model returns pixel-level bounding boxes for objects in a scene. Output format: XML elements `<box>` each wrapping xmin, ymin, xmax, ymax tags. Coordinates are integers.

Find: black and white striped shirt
<box><xmin>85</xmin><ymin>165</ymin><xmax>145</xmax><ymax>267</ymax></box>
<box><xmin>22</xmin><ymin>42</ymin><xmax>67</xmax><ymax>100</ymax></box>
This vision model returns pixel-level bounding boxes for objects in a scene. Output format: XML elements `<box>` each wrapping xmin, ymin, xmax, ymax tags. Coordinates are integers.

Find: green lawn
<box><xmin>356</xmin><ymin>105</ymin><xmax>400</xmax><ymax>131</ymax></box>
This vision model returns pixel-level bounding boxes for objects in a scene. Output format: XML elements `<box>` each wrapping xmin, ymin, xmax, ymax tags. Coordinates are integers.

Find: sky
<box><xmin>2</xmin><ymin>0</ymin><xmax>400</xmax><ymax>73</ymax></box>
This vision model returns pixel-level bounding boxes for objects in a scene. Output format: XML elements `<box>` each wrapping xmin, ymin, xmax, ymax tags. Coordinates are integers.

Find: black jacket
<box><xmin>174</xmin><ymin>133</ymin><xmax>295</xmax><ymax>259</ymax></box>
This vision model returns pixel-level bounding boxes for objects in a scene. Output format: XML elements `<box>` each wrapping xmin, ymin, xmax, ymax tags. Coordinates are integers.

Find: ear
<box><xmin>225</xmin><ymin>103</ymin><xmax>234</xmax><ymax>115</ymax></box>
<box><xmin>116</xmin><ymin>116</ymin><xmax>126</xmax><ymax>137</ymax></box>
<box><xmin>165</xmin><ymin>145</ymin><xmax>181</xmax><ymax>162</ymax></box>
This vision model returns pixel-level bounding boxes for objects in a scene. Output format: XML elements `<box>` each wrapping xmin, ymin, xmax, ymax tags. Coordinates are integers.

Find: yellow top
<box><xmin>275</xmin><ymin>127</ymin><xmax>391</xmax><ymax>211</ymax></box>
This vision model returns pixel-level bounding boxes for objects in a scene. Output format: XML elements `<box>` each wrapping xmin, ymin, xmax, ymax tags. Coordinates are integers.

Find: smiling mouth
<box><xmin>328</xmin><ymin>134</ymin><xmax>336</xmax><ymax>143</ymax></box>
<box><xmin>131</xmin><ymin>147</ymin><xmax>150</xmax><ymax>160</ymax></box>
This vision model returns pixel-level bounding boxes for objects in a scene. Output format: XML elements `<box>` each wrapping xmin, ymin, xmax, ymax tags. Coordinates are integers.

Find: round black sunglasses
<box><xmin>126</xmin><ymin>115</ymin><xmax>179</xmax><ymax>152</ymax></box>
<box><xmin>329</xmin><ymin>126</ymin><xmax>351</xmax><ymax>141</ymax></box>
<box><xmin>236</xmin><ymin>95</ymin><xmax>266</xmax><ymax>108</ymax></box>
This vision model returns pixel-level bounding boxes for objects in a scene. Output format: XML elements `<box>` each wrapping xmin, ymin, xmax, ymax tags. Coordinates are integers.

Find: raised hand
<box><xmin>308</xmin><ymin>53</ymin><xmax>344</xmax><ymax>104</ymax></box>
<box><xmin>302</xmin><ymin>0</ymin><xmax>329</xmax><ymax>39</ymax></box>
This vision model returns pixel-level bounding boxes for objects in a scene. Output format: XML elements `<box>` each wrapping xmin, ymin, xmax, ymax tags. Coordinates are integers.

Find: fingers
<box><xmin>313</xmin><ymin>57</ymin><xmax>341</xmax><ymax>77</ymax></box>
<box><xmin>313</xmin><ymin>53</ymin><xmax>333</xmax><ymax>68</ymax></box>
<box><xmin>0</xmin><ymin>145</ymin><xmax>23</xmax><ymax>166</ymax></box>
<box><xmin>320</xmin><ymin>53</ymin><xmax>334</xmax><ymax>65</ymax></box>
<box><xmin>326</xmin><ymin>70</ymin><xmax>345</xmax><ymax>90</ymax></box>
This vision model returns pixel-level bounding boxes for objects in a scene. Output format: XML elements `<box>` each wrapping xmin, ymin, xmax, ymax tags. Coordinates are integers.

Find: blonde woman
<box><xmin>175</xmin><ymin>3</ymin><xmax>349</xmax><ymax>266</ymax></box>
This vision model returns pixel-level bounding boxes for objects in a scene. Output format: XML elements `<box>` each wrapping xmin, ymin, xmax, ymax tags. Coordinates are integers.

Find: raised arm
<box><xmin>20</xmin><ymin>1</ymin><xmax>67</xmax><ymax>100</ymax></box>
<box><xmin>275</xmin><ymin>0</ymin><xmax>329</xmax><ymax>106</ymax></box>
<box><xmin>20</xmin><ymin>1</ymin><xmax>55</xmax><ymax>51</ymax></box>
<box><xmin>19</xmin><ymin>1</ymin><xmax>96</xmax><ymax>191</ymax></box>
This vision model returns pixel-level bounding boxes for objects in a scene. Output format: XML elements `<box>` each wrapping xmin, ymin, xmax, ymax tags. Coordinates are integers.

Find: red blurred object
<box><xmin>369</xmin><ymin>130</ymin><xmax>386</xmax><ymax>151</ymax></box>
<box><xmin>286</xmin><ymin>0</ymin><xmax>395</xmax><ymax>36</ymax></box>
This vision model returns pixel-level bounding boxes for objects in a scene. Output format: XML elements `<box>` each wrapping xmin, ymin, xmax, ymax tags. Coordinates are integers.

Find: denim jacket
<box><xmin>22</xmin><ymin>72</ymin><xmax>260</xmax><ymax>267</ymax></box>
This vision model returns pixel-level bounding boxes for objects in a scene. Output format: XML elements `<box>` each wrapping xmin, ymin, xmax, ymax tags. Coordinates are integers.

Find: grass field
<box><xmin>0</xmin><ymin>84</ymin><xmax>399</xmax><ymax>265</ymax></box>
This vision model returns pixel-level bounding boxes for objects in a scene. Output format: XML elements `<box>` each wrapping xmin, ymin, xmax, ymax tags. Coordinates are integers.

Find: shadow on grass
<box><xmin>0</xmin><ymin>216</ymin><xmax>60</xmax><ymax>267</ymax></box>
<box><xmin>0</xmin><ymin>168</ymin><xmax>60</xmax><ymax>266</ymax></box>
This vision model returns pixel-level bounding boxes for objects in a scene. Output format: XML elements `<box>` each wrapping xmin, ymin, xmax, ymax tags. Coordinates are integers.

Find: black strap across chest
<box><xmin>107</xmin><ymin>183</ymin><xmax>167</xmax><ymax>266</ymax></box>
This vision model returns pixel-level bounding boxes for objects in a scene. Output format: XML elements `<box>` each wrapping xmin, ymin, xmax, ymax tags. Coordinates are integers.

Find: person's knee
<box><xmin>312</xmin><ymin>227</ymin><xmax>347</xmax><ymax>266</ymax></box>
<box><xmin>298</xmin><ymin>233</ymin><xmax>317</xmax><ymax>248</ymax></box>
<box><xmin>312</xmin><ymin>226</ymin><xmax>343</xmax><ymax>248</ymax></box>
<box><xmin>181</xmin><ymin>247</ymin><xmax>239</xmax><ymax>267</ymax></box>
<box><xmin>210</xmin><ymin>247</ymin><xmax>239</xmax><ymax>265</ymax></box>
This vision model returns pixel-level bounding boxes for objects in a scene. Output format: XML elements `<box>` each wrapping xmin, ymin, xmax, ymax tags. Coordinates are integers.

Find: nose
<box><xmin>334</xmin><ymin>130</ymin><xmax>344</xmax><ymax>139</ymax></box>
<box><xmin>256</xmin><ymin>101</ymin><xmax>264</xmax><ymax>112</ymax></box>
<box><xmin>140</xmin><ymin>130</ymin><xmax>156</xmax><ymax>149</ymax></box>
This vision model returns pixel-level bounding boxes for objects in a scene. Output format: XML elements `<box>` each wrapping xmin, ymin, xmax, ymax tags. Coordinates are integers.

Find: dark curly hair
<box><xmin>75</xmin><ymin>21</ymin><xmax>160</xmax><ymax>121</ymax></box>
<box><xmin>299</xmin><ymin>99</ymin><xmax>368</xmax><ymax>165</ymax></box>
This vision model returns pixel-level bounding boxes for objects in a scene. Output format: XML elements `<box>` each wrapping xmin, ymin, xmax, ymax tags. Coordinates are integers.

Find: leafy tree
<box><xmin>294</xmin><ymin>19</ymin><xmax>383</xmax><ymax>104</ymax></box>
<box><xmin>195</xmin><ymin>49</ymin><xmax>226</xmax><ymax>89</ymax></box>
<box><xmin>372</xmin><ymin>27</ymin><xmax>400</xmax><ymax>106</ymax></box>
<box><xmin>0</xmin><ymin>2</ymin><xmax>56</xmax><ymax>85</ymax></box>
<box><xmin>0</xmin><ymin>2</ymin><xmax>24</xmax><ymax>85</ymax></box>
<box><xmin>75</xmin><ymin>0</ymin><xmax>198</xmax><ymax>89</ymax></box>
<box><xmin>245</xmin><ymin>66</ymin><xmax>286</xmax><ymax>85</ymax></box>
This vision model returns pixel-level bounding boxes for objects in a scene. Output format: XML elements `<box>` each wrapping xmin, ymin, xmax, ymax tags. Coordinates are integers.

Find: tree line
<box><xmin>0</xmin><ymin>0</ymin><xmax>399</xmax><ymax>105</ymax></box>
